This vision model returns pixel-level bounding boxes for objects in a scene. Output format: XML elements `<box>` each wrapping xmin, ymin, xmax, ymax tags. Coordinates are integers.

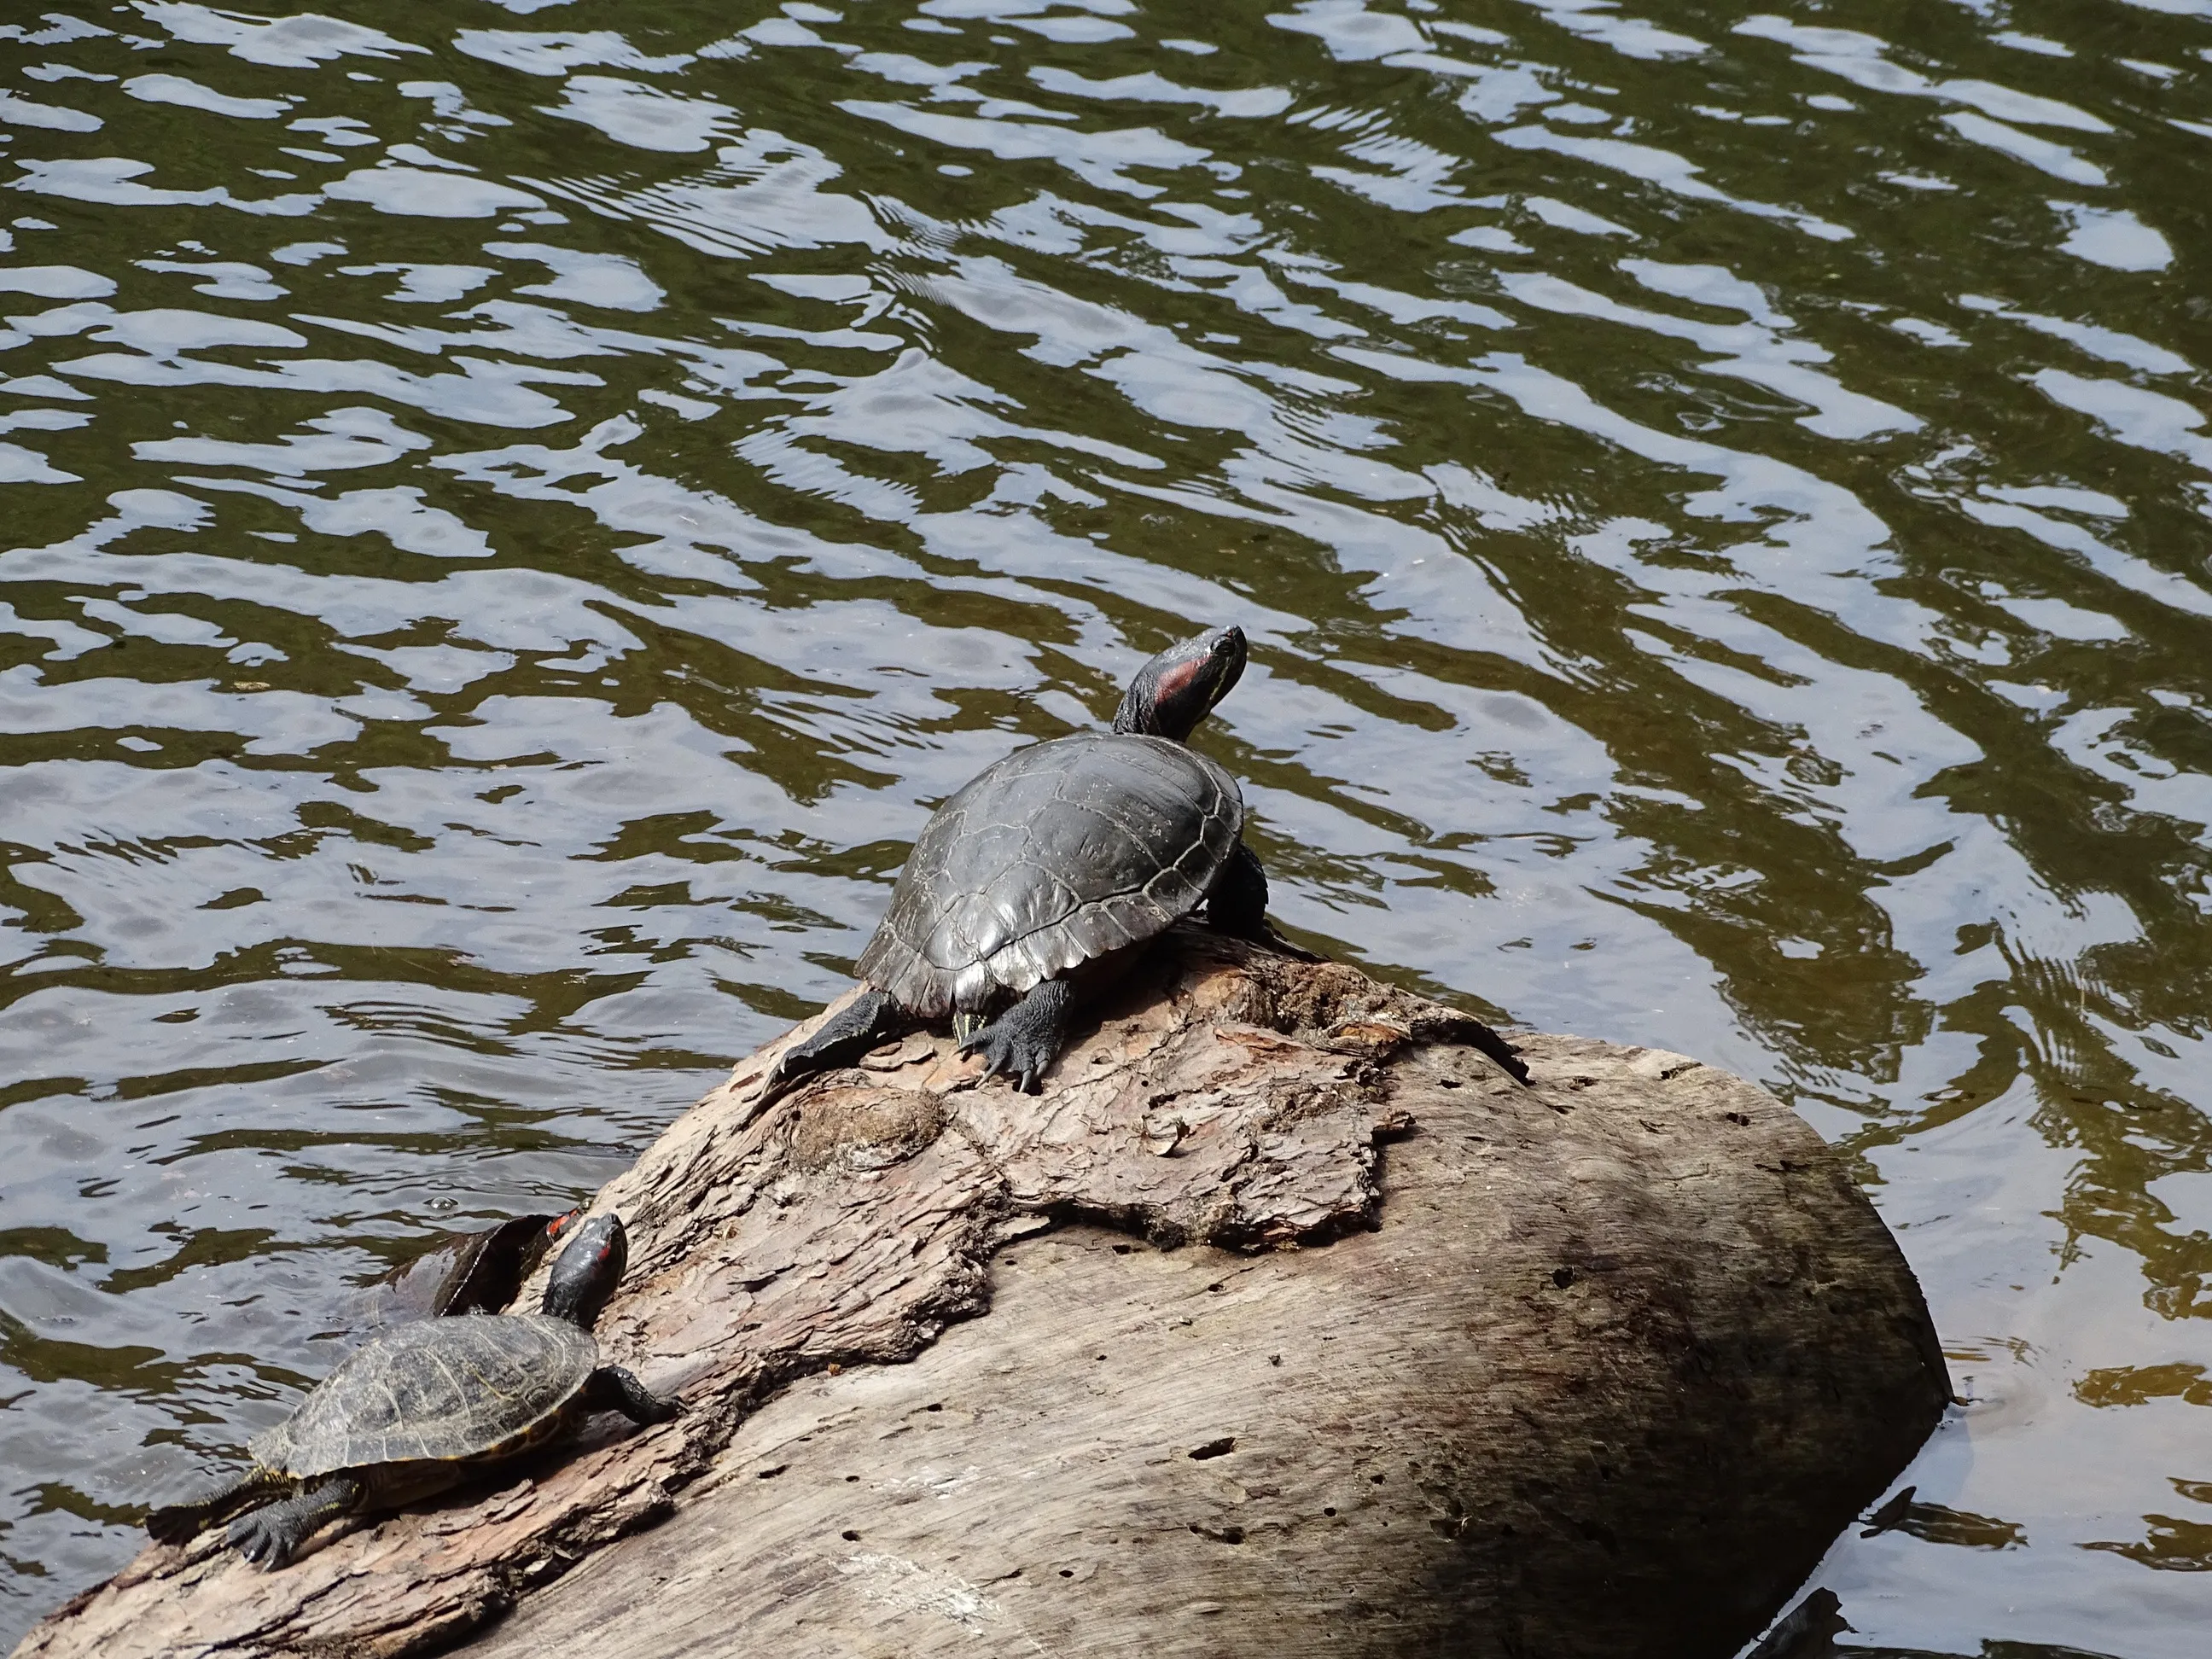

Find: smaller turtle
<box><xmin>365</xmin><ymin>1207</ymin><xmax>579</xmax><ymax>1326</ymax></box>
<box><xmin>146</xmin><ymin>1213</ymin><xmax>677</xmax><ymax>1569</ymax></box>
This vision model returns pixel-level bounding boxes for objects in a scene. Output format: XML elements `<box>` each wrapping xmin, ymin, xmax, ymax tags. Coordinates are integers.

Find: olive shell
<box><xmin>252</xmin><ymin>1313</ymin><xmax>597</xmax><ymax>1476</ymax></box>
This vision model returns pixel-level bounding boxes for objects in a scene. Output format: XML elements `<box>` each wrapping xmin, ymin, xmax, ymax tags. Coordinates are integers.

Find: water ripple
<box><xmin>0</xmin><ymin>2</ymin><xmax>2209</xmax><ymax>1651</ymax></box>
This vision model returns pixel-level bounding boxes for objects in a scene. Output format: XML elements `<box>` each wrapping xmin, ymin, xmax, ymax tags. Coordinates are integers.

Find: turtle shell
<box><xmin>856</xmin><ymin>732</ymin><xmax>1243</xmax><ymax>1018</ymax></box>
<box><xmin>252</xmin><ymin>1313</ymin><xmax>597</xmax><ymax>1478</ymax></box>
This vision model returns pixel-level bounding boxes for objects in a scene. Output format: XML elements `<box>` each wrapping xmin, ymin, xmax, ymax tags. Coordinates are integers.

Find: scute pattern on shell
<box><xmin>856</xmin><ymin>733</ymin><xmax>1243</xmax><ymax>1018</ymax></box>
<box><xmin>252</xmin><ymin>1313</ymin><xmax>598</xmax><ymax>1478</ymax></box>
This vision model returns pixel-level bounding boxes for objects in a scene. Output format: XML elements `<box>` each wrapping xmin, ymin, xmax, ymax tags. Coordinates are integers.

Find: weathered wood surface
<box><xmin>18</xmin><ymin>933</ymin><xmax>1947</xmax><ymax>1659</ymax></box>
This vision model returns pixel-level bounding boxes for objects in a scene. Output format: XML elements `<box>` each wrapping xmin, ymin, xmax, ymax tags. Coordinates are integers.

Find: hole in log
<box><xmin>841</xmin><ymin>1531</ymin><xmax>860</xmax><ymax>1542</ymax></box>
<box><xmin>1188</xmin><ymin>1437</ymin><xmax>1236</xmax><ymax>1460</ymax></box>
<box><xmin>757</xmin><ymin>1465</ymin><xmax>788</xmax><ymax>1480</ymax></box>
<box><xmin>1553</xmin><ymin>1266</ymin><xmax>1576</xmax><ymax>1289</ymax></box>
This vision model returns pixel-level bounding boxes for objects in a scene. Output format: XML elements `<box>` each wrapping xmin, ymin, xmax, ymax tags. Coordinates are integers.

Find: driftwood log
<box><xmin>18</xmin><ymin>932</ymin><xmax>1947</xmax><ymax>1659</ymax></box>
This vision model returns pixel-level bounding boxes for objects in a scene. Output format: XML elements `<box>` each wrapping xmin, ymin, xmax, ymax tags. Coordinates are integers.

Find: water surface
<box><xmin>1</xmin><ymin>2</ymin><xmax>2209</xmax><ymax>1652</ymax></box>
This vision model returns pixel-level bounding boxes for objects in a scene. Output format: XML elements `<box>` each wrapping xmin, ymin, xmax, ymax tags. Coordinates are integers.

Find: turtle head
<box><xmin>1114</xmin><ymin>626</ymin><xmax>1246</xmax><ymax>742</ymax></box>
<box><xmin>540</xmin><ymin>1213</ymin><xmax>629</xmax><ymax>1328</ymax></box>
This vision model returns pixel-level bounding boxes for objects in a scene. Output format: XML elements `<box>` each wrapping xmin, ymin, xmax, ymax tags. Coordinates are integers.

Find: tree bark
<box><xmin>15</xmin><ymin>932</ymin><xmax>1946</xmax><ymax>1659</ymax></box>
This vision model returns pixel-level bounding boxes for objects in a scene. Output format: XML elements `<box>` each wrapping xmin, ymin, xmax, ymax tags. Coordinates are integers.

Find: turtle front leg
<box><xmin>227</xmin><ymin>1473</ymin><xmax>365</xmax><ymax>1570</ymax></box>
<box><xmin>763</xmin><ymin>987</ymin><xmax>903</xmax><ymax>1103</ymax></box>
<box><xmin>958</xmin><ymin>976</ymin><xmax>1074</xmax><ymax>1093</ymax></box>
<box><xmin>1206</xmin><ymin>841</ymin><xmax>1270</xmax><ymax>940</ymax></box>
<box><xmin>1461</xmin><ymin>1020</ymin><xmax>1533</xmax><ymax>1087</ymax></box>
<box><xmin>581</xmin><ymin>1365</ymin><xmax>683</xmax><ymax>1425</ymax></box>
<box><xmin>146</xmin><ymin>1466</ymin><xmax>288</xmax><ymax>1546</ymax></box>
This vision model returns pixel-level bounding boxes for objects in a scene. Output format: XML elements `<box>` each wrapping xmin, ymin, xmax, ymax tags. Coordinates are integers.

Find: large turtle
<box><xmin>146</xmin><ymin>1213</ymin><xmax>677</xmax><ymax>1569</ymax></box>
<box><xmin>769</xmin><ymin>625</ymin><xmax>1527</xmax><ymax>1096</ymax></box>
<box><xmin>766</xmin><ymin>625</ymin><xmax>1263</xmax><ymax>1098</ymax></box>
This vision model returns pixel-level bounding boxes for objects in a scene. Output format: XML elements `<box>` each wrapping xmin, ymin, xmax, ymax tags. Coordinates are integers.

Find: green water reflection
<box><xmin>0</xmin><ymin>2</ymin><xmax>2208</xmax><ymax>1652</ymax></box>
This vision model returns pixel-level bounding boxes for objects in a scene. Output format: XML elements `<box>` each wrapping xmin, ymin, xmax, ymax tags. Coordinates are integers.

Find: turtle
<box><xmin>145</xmin><ymin>1212</ymin><xmax>678</xmax><ymax>1570</ymax></box>
<box><xmin>766</xmin><ymin>624</ymin><xmax>1529</xmax><ymax>1097</ymax></box>
<box><xmin>364</xmin><ymin>1206</ymin><xmax>579</xmax><ymax>1327</ymax></box>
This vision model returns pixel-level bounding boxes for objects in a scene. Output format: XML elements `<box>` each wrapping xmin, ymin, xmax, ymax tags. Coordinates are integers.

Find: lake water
<box><xmin>1</xmin><ymin>2</ymin><xmax>2208</xmax><ymax>1652</ymax></box>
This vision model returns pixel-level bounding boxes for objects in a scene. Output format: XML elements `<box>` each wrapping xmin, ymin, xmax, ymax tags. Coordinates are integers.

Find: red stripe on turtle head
<box><xmin>1151</xmin><ymin>658</ymin><xmax>1205</xmax><ymax>708</ymax></box>
<box><xmin>541</xmin><ymin>1212</ymin><xmax>629</xmax><ymax>1326</ymax></box>
<box><xmin>1115</xmin><ymin>625</ymin><xmax>1246</xmax><ymax>740</ymax></box>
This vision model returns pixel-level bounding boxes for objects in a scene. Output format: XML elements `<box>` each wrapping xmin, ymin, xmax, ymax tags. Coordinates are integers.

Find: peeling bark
<box><xmin>15</xmin><ymin>934</ymin><xmax>1946</xmax><ymax>1659</ymax></box>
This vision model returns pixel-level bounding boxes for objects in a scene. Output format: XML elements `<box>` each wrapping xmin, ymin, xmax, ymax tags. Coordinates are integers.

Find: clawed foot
<box><xmin>226</xmin><ymin>1509</ymin><xmax>297</xmax><ymax>1570</ymax></box>
<box><xmin>958</xmin><ymin>1019</ymin><xmax>1051</xmax><ymax>1093</ymax></box>
<box><xmin>221</xmin><ymin>1474</ymin><xmax>359</xmax><ymax>1570</ymax></box>
<box><xmin>956</xmin><ymin>978</ymin><xmax>1073</xmax><ymax>1093</ymax></box>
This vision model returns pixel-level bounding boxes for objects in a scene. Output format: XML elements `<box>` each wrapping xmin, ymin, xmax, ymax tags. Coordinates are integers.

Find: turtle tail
<box><xmin>147</xmin><ymin>1468</ymin><xmax>286</xmax><ymax>1546</ymax></box>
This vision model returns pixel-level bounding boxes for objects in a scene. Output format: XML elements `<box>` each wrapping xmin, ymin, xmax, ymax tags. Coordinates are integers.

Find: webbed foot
<box><xmin>956</xmin><ymin>977</ymin><xmax>1074</xmax><ymax>1093</ymax></box>
<box><xmin>224</xmin><ymin>1474</ymin><xmax>363</xmax><ymax>1570</ymax></box>
<box><xmin>147</xmin><ymin>1468</ymin><xmax>285</xmax><ymax>1546</ymax></box>
<box><xmin>227</xmin><ymin>1506</ymin><xmax>295</xmax><ymax>1569</ymax></box>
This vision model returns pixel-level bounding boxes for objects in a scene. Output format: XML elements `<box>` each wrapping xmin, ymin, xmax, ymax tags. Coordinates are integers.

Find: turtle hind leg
<box><xmin>1207</xmin><ymin>842</ymin><xmax>1324</xmax><ymax>962</ymax></box>
<box><xmin>764</xmin><ymin>987</ymin><xmax>903</xmax><ymax>1102</ymax></box>
<box><xmin>958</xmin><ymin>976</ymin><xmax>1074</xmax><ymax>1094</ymax></box>
<box><xmin>582</xmin><ymin>1364</ymin><xmax>682</xmax><ymax>1426</ymax></box>
<box><xmin>227</xmin><ymin>1473</ymin><xmax>364</xmax><ymax>1570</ymax></box>
<box><xmin>1207</xmin><ymin>841</ymin><xmax>1270</xmax><ymax>940</ymax></box>
<box><xmin>146</xmin><ymin>1467</ymin><xmax>287</xmax><ymax>1546</ymax></box>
